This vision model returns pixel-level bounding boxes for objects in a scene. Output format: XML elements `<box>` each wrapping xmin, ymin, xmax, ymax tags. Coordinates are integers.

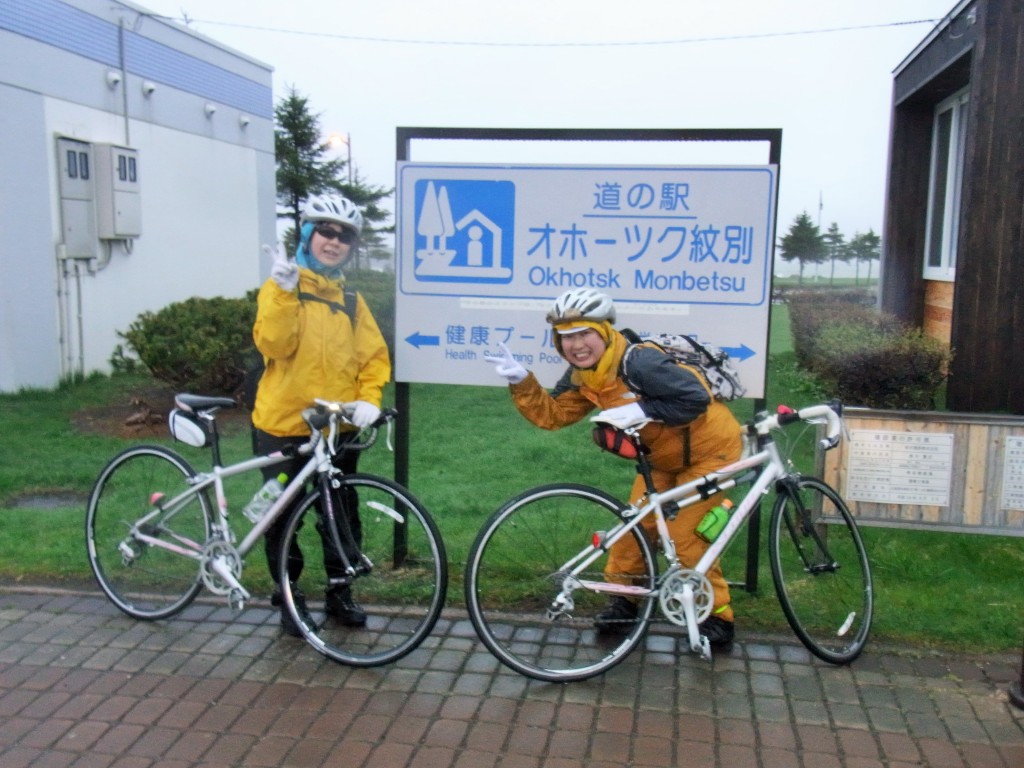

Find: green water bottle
<box><xmin>696</xmin><ymin>498</ymin><xmax>734</xmax><ymax>543</ymax></box>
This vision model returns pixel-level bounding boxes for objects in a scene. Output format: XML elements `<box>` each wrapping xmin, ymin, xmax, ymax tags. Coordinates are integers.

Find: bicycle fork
<box><xmin>778</xmin><ymin>477</ymin><xmax>841</xmax><ymax>575</ymax></box>
<box><xmin>318</xmin><ymin>474</ymin><xmax>374</xmax><ymax>585</ymax></box>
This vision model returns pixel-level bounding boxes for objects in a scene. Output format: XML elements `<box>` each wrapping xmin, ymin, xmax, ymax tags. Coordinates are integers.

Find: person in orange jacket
<box><xmin>485</xmin><ymin>288</ymin><xmax>741</xmax><ymax>646</ymax></box>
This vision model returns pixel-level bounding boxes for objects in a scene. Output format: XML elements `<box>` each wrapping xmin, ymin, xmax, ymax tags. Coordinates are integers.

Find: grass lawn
<box><xmin>1</xmin><ymin>303</ymin><xmax>1021</xmax><ymax>654</ymax></box>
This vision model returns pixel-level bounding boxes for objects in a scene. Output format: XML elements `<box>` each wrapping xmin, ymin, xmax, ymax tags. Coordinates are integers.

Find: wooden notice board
<box><xmin>822</xmin><ymin>408</ymin><xmax>1024</xmax><ymax>537</ymax></box>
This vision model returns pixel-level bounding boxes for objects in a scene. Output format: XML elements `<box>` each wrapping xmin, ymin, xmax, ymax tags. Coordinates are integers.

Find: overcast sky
<box><xmin>135</xmin><ymin>0</ymin><xmax>956</xmax><ymax>247</ymax></box>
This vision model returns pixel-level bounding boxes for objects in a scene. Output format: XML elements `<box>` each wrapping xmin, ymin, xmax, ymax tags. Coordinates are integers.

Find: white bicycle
<box><xmin>86</xmin><ymin>394</ymin><xmax>447</xmax><ymax>667</ymax></box>
<box><xmin>464</xmin><ymin>402</ymin><xmax>873</xmax><ymax>682</ymax></box>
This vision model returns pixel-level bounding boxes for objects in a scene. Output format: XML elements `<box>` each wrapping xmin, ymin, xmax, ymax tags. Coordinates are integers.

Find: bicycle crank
<box><xmin>659</xmin><ymin>569</ymin><xmax>714</xmax><ymax>627</ymax></box>
<box><xmin>200</xmin><ymin>540</ymin><xmax>249</xmax><ymax>605</ymax></box>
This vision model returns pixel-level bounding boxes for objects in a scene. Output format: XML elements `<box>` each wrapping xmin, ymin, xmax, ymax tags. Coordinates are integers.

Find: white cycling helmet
<box><xmin>300</xmin><ymin>193</ymin><xmax>363</xmax><ymax>236</ymax></box>
<box><xmin>546</xmin><ymin>288</ymin><xmax>617</xmax><ymax>326</ymax></box>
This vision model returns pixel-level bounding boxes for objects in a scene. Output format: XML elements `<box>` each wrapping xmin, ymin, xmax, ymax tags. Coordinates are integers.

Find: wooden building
<box><xmin>880</xmin><ymin>0</ymin><xmax>1023</xmax><ymax>415</ymax></box>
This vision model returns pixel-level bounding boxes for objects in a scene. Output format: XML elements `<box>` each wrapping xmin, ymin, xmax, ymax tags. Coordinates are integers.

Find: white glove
<box><xmin>265</xmin><ymin>244</ymin><xmax>298</xmax><ymax>291</ymax></box>
<box><xmin>350</xmin><ymin>401</ymin><xmax>381</xmax><ymax>429</ymax></box>
<box><xmin>590</xmin><ymin>402</ymin><xmax>649</xmax><ymax>429</ymax></box>
<box><xmin>482</xmin><ymin>342</ymin><xmax>528</xmax><ymax>384</ymax></box>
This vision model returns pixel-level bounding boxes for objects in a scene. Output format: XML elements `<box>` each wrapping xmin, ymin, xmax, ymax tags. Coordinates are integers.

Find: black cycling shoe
<box><xmin>700</xmin><ymin>615</ymin><xmax>735</xmax><ymax>648</ymax></box>
<box><xmin>272</xmin><ymin>587</ymin><xmax>315</xmax><ymax>638</ymax></box>
<box><xmin>325</xmin><ymin>586</ymin><xmax>367</xmax><ymax>627</ymax></box>
<box><xmin>593</xmin><ymin>596</ymin><xmax>639</xmax><ymax>634</ymax></box>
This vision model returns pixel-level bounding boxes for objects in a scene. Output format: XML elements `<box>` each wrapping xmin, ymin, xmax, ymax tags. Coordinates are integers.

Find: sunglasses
<box><xmin>314</xmin><ymin>224</ymin><xmax>357</xmax><ymax>245</ymax></box>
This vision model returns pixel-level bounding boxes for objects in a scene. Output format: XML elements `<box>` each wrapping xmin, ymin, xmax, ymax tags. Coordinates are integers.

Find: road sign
<box><xmin>395</xmin><ymin>162</ymin><xmax>777</xmax><ymax>395</ymax></box>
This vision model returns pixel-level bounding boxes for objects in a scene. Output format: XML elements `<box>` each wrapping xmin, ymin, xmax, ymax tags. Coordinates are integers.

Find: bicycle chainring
<box><xmin>659</xmin><ymin>569</ymin><xmax>714</xmax><ymax>627</ymax></box>
<box><xmin>200</xmin><ymin>540</ymin><xmax>243</xmax><ymax>596</ymax></box>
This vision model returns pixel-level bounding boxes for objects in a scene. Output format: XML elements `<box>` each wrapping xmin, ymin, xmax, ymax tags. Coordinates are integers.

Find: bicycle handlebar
<box><xmin>755</xmin><ymin>401</ymin><xmax>843</xmax><ymax>450</ymax></box>
<box><xmin>301</xmin><ymin>401</ymin><xmax>398</xmax><ymax>453</ymax></box>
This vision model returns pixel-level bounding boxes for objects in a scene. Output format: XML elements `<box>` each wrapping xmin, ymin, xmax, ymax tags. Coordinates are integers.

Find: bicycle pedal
<box><xmin>698</xmin><ymin>635</ymin><xmax>712</xmax><ymax>661</ymax></box>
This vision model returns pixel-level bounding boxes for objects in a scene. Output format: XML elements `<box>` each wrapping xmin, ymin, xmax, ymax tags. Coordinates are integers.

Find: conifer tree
<box><xmin>778</xmin><ymin>211</ymin><xmax>825</xmax><ymax>284</ymax></box>
<box><xmin>274</xmin><ymin>87</ymin><xmax>392</xmax><ymax>268</ymax></box>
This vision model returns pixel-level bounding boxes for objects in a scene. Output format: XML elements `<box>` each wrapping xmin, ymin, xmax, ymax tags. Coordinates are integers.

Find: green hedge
<box><xmin>787</xmin><ymin>294</ymin><xmax>951</xmax><ymax>410</ymax></box>
<box><xmin>111</xmin><ymin>293</ymin><xmax>258</xmax><ymax>396</ymax></box>
<box><xmin>111</xmin><ymin>269</ymin><xmax>396</xmax><ymax>398</ymax></box>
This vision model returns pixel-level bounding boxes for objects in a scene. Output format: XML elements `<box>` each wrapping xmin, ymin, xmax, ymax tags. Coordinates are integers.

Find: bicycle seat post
<box><xmin>632</xmin><ymin>447</ymin><xmax>660</xmax><ymax>503</ymax></box>
<box><xmin>199</xmin><ymin>411</ymin><xmax>223</xmax><ymax>466</ymax></box>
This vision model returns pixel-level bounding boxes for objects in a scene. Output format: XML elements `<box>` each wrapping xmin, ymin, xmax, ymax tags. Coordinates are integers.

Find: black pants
<box><xmin>251</xmin><ymin>427</ymin><xmax>362</xmax><ymax>589</ymax></box>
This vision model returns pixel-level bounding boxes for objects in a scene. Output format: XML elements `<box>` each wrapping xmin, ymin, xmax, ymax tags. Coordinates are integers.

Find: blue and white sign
<box><xmin>396</xmin><ymin>162</ymin><xmax>777</xmax><ymax>394</ymax></box>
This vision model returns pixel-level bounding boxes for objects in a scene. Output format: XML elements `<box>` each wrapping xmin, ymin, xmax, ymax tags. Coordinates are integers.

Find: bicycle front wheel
<box><xmin>280</xmin><ymin>473</ymin><xmax>447</xmax><ymax>667</ymax></box>
<box><xmin>86</xmin><ymin>445</ymin><xmax>212</xmax><ymax>620</ymax></box>
<box><xmin>769</xmin><ymin>476</ymin><xmax>873</xmax><ymax>664</ymax></box>
<box><xmin>465</xmin><ymin>484</ymin><xmax>657</xmax><ymax>682</ymax></box>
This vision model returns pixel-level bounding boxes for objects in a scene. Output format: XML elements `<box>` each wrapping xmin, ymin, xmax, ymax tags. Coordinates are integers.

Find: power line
<box><xmin>149</xmin><ymin>15</ymin><xmax>940</xmax><ymax>49</ymax></box>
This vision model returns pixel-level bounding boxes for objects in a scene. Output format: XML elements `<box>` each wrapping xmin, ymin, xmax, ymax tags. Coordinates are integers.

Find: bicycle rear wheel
<box><xmin>86</xmin><ymin>445</ymin><xmax>212</xmax><ymax>619</ymax></box>
<box><xmin>464</xmin><ymin>484</ymin><xmax>656</xmax><ymax>682</ymax></box>
<box><xmin>769</xmin><ymin>476</ymin><xmax>873</xmax><ymax>664</ymax></box>
<box><xmin>280</xmin><ymin>473</ymin><xmax>447</xmax><ymax>667</ymax></box>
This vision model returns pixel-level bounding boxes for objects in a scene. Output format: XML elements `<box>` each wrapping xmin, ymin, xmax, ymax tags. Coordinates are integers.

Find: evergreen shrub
<box><xmin>787</xmin><ymin>295</ymin><xmax>951</xmax><ymax>410</ymax></box>
<box><xmin>109</xmin><ymin>269</ymin><xmax>395</xmax><ymax>398</ymax></box>
<box><xmin>346</xmin><ymin>268</ymin><xmax>395</xmax><ymax>359</ymax></box>
<box><xmin>111</xmin><ymin>293</ymin><xmax>258</xmax><ymax>396</ymax></box>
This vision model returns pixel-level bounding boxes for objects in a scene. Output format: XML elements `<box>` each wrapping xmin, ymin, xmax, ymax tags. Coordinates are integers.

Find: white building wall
<box><xmin>0</xmin><ymin>85</ymin><xmax>57</xmax><ymax>392</ymax></box>
<box><xmin>0</xmin><ymin>0</ymin><xmax>275</xmax><ymax>392</ymax></box>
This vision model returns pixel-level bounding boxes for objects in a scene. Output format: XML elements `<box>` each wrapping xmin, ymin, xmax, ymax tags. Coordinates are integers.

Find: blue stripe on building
<box><xmin>0</xmin><ymin>0</ymin><xmax>273</xmax><ymax>118</ymax></box>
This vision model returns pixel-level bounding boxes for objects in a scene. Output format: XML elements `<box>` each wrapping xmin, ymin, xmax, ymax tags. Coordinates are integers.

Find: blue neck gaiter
<box><xmin>295</xmin><ymin>222</ymin><xmax>345</xmax><ymax>280</ymax></box>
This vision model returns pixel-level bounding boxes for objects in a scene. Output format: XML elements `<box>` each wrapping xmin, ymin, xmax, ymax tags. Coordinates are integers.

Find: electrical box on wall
<box><xmin>94</xmin><ymin>144</ymin><xmax>142</xmax><ymax>239</ymax></box>
<box><xmin>56</xmin><ymin>137</ymin><xmax>97</xmax><ymax>258</ymax></box>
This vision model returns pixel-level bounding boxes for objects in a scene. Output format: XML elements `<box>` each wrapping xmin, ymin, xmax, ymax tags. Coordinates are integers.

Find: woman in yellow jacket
<box><xmin>485</xmin><ymin>288</ymin><xmax>741</xmax><ymax>647</ymax></box>
<box><xmin>252</xmin><ymin>193</ymin><xmax>391</xmax><ymax>636</ymax></box>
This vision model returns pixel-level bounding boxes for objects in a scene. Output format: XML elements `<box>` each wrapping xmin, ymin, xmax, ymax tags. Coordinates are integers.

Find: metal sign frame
<box><xmin>394</xmin><ymin>127</ymin><xmax>783</xmax><ymax>590</ymax></box>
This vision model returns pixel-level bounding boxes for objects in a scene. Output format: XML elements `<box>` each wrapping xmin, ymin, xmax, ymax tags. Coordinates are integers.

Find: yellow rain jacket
<box><xmin>252</xmin><ymin>269</ymin><xmax>391</xmax><ymax>438</ymax></box>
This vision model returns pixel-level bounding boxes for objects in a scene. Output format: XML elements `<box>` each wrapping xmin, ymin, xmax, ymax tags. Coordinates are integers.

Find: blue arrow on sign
<box><xmin>722</xmin><ymin>344</ymin><xmax>755</xmax><ymax>362</ymax></box>
<box><xmin>405</xmin><ymin>332</ymin><xmax>440</xmax><ymax>349</ymax></box>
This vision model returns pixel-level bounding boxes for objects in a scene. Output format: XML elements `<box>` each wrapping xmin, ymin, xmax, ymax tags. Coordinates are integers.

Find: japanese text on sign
<box><xmin>845</xmin><ymin>430</ymin><xmax>954</xmax><ymax>507</ymax></box>
<box><xmin>1001</xmin><ymin>437</ymin><xmax>1024</xmax><ymax>511</ymax></box>
<box><xmin>394</xmin><ymin>163</ymin><xmax>776</xmax><ymax>391</ymax></box>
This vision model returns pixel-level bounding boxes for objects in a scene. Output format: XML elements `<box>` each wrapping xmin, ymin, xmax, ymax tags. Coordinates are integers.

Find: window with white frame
<box><xmin>923</xmin><ymin>87</ymin><xmax>969</xmax><ymax>281</ymax></box>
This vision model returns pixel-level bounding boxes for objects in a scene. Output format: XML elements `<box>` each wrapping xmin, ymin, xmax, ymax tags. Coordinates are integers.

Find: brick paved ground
<box><xmin>0</xmin><ymin>588</ymin><xmax>1021</xmax><ymax>767</ymax></box>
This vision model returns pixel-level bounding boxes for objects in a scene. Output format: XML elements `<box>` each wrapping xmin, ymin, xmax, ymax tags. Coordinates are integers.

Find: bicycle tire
<box><xmin>86</xmin><ymin>445</ymin><xmax>212</xmax><ymax>620</ymax></box>
<box><xmin>769</xmin><ymin>476</ymin><xmax>873</xmax><ymax>664</ymax></box>
<box><xmin>464</xmin><ymin>483</ymin><xmax>657</xmax><ymax>682</ymax></box>
<box><xmin>279</xmin><ymin>473</ymin><xmax>447</xmax><ymax>667</ymax></box>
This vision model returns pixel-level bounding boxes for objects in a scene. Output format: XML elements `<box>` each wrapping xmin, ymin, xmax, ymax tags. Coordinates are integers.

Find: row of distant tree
<box><xmin>273</xmin><ymin>87</ymin><xmax>393</xmax><ymax>270</ymax></box>
<box><xmin>777</xmin><ymin>211</ymin><xmax>880</xmax><ymax>285</ymax></box>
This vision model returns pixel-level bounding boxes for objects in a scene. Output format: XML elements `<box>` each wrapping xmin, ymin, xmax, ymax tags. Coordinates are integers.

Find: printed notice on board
<box><xmin>1001</xmin><ymin>437</ymin><xmax>1024</xmax><ymax>510</ymax></box>
<box><xmin>845</xmin><ymin>430</ymin><xmax>954</xmax><ymax>506</ymax></box>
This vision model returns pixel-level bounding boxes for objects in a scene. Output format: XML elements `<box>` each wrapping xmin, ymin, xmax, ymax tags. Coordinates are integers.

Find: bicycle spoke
<box><xmin>770</xmin><ymin>477</ymin><xmax>873</xmax><ymax>664</ymax></box>
<box><xmin>465</xmin><ymin>484</ymin><xmax>656</xmax><ymax>682</ymax></box>
<box><xmin>282</xmin><ymin>474</ymin><xmax>447</xmax><ymax>667</ymax></box>
<box><xmin>86</xmin><ymin>446</ymin><xmax>210</xmax><ymax>619</ymax></box>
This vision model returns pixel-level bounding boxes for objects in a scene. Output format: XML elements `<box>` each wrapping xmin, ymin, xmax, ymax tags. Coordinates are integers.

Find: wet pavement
<box><xmin>1</xmin><ymin>586</ymin><xmax>1021</xmax><ymax>767</ymax></box>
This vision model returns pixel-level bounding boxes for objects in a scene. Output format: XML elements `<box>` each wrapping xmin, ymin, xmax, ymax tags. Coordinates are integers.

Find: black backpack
<box><xmin>241</xmin><ymin>287</ymin><xmax>358</xmax><ymax>410</ymax></box>
<box><xmin>619</xmin><ymin>327</ymin><xmax>747</xmax><ymax>402</ymax></box>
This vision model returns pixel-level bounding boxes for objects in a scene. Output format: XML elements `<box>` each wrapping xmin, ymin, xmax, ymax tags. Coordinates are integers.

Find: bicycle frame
<box><xmin>553</xmin><ymin>403</ymin><xmax>841</xmax><ymax>660</ymax></box>
<box><xmin>122</xmin><ymin>406</ymin><xmax>349</xmax><ymax>607</ymax></box>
